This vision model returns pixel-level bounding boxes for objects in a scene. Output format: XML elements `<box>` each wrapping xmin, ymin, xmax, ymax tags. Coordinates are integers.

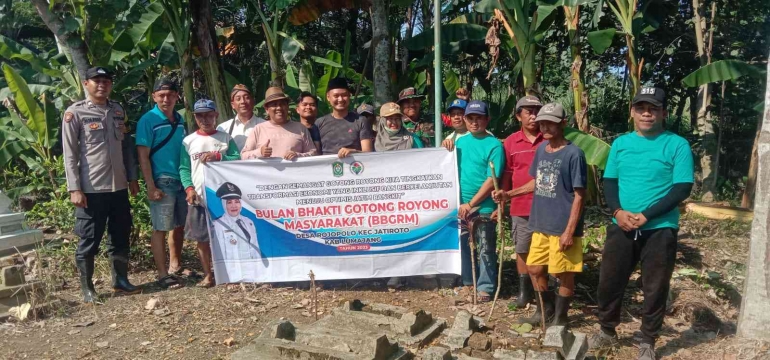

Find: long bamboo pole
<box><xmin>488</xmin><ymin>162</ymin><xmax>506</xmax><ymax>321</ymax></box>
<box><xmin>432</xmin><ymin>0</ymin><xmax>443</xmax><ymax>146</ymax></box>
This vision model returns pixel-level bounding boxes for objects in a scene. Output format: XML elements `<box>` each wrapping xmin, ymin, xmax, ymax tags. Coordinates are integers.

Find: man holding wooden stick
<box><xmin>517</xmin><ymin>103</ymin><xmax>586</xmax><ymax>327</ymax></box>
<box><xmin>493</xmin><ymin>95</ymin><xmax>544</xmax><ymax>309</ymax></box>
<box><xmin>448</xmin><ymin>100</ymin><xmax>505</xmax><ymax>303</ymax></box>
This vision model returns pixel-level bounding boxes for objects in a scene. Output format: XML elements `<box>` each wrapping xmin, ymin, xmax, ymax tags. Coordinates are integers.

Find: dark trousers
<box><xmin>597</xmin><ymin>224</ymin><xmax>677</xmax><ymax>344</ymax></box>
<box><xmin>74</xmin><ymin>190</ymin><xmax>132</xmax><ymax>262</ymax></box>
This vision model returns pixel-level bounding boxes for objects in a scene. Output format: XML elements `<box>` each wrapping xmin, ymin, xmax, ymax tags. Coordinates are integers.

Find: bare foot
<box><xmin>196</xmin><ymin>276</ymin><xmax>215</xmax><ymax>288</ymax></box>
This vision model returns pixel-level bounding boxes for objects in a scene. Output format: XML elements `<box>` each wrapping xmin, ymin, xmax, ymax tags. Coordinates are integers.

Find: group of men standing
<box><xmin>62</xmin><ymin>65</ymin><xmax>692</xmax><ymax>360</ymax></box>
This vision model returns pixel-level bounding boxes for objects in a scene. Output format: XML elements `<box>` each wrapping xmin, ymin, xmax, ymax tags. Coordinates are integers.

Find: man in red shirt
<box><xmin>493</xmin><ymin>95</ymin><xmax>543</xmax><ymax>308</ymax></box>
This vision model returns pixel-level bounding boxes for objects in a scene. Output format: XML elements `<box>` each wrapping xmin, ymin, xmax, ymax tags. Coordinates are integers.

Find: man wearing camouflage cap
<box><xmin>62</xmin><ymin>67</ymin><xmax>141</xmax><ymax>302</ymax></box>
<box><xmin>397</xmin><ymin>87</ymin><xmax>433</xmax><ymax>146</ymax></box>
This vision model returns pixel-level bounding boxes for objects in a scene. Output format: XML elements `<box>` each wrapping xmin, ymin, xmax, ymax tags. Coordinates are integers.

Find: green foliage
<box><xmin>564</xmin><ymin>127</ymin><xmax>611</xmax><ymax>170</ymax></box>
<box><xmin>682</xmin><ymin>60</ymin><xmax>765</xmax><ymax>88</ymax></box>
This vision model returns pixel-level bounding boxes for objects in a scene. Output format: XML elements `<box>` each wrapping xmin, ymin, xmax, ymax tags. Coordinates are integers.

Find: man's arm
<box><xmin>240</xmin><ymin>126</ymin><xmax>262</xmax><ymax>159</ymax></box>
<box><xmin>509</xmin><ymin>179</ymin><xmax>535</xmax><ymax>197</ymax></box>
<box><xmin>179</xmin><ymin>145</ymin><xmax>193</xmax><ymax>190</ymax></box>
<box><xmin>222</xmin><ymin>139</ymin><xmax>241</xmax><ymax>161</ymax></box>
<box><xmin>360</xmin><ymin>138</ymin><xmax>373</xmax><ymax>152</ymax></box>
<box><xmin>62</xmin><ymin>110</ymin><xmax>87</xmax><ymax>207</ymax></box>
<box><xmin>469</xmin><ymin>178</ymin><xmax>496</xmax><ymax>208</ymax></box>
<box><xmin>136</xmin><ymin>146</ymin><xmax>158</xmax><ymax>192</ymax></box>
<box><xmin>640</xmin><ymin>183</ymin><xmax>692</xmax><ymax>220</ymax></box>
<box><xmin>560</xmin><ymin>187</ymin><xmax>586</xmax><ymax>251</ymax></box>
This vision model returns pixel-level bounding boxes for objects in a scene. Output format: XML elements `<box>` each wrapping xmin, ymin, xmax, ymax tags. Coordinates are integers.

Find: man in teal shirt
<box><xmin>136</xmin><ymin>79</ymin><xmax>188</xmax><ymax>289</ymax></box>
<box><xmin>589</xmin><ymin>87</ymin><xmax>694</xmax><ymax>360</ymax></box>
<box><xmin>452</xmin><ymin>100</ymin><xmax>505</xmax><ymax>302</ymax></box>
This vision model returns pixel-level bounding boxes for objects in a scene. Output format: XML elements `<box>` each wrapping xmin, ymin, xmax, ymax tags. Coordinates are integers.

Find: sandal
<box><xmin>196</xmin><ymin>278</ymin><xmax>215</xmax><ymax>288</ymax></box>
<box><xmin>168</xmin><ymin>266</ymin><xmax>183</xmax><ymax>276</ymax></box>
<box><xmin>157</xmin><ymin>274</ymin><xmax>183</xmax><ymax>290</ymax></box>
<box><xmin>182</xmin><ymin>269</ymin><xmax>201</xmax><ymax>279</ymax></box>
<box><xmin>477</xmin><ymin>291</ymin><xmax>492</xmax><ymax>303</ymax></box>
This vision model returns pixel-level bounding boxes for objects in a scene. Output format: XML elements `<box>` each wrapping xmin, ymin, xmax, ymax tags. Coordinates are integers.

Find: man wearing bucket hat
<box><xmin>397</xmin><ymin>87</ymin><xmax>433</xmax><ymax>146</ymax></box>
<box><xmin>217</xmin><ymin>84</ymin><xmax>265</xmax><ymax>151</ymax></box>
<box><xmin>241</xmin><ymin>87</ymin><xmax>315</xmax><ymax>160</ymax></box>
<box><xmin>492</xmin><ymin>95</ymin><xmax>544</xmax><ymax>309</ymax></box>
<box><xmin>62</xmin><ymin>66</ymin><xmax>141</xmax><ymax>302</ymax></box>
<box><xmin>179</xmin><ymin>99</ymin><xmax>241</xmax><ymax>287</ymax></box>
<box><xmin>517</xmin><ymin>102</ymin><xmax>586</xmax><ymax>329</ymax></box>
<box><xmin>316</xmin><ymin>77</ymin><xmax>374</xmax><ymax>157</ymax></box>
<box><xmin>452</xmin><ymin>100</ymin><xmax>505</xmax><ymax>303</ymax></box>
<box><xmin>589</xmin><ymin>87</ymin><xmax>693</xmax><ymax>360</ymax></box>
<box><xmin>136</xmin><ymin>78</ymin><xmax>188</xmax><ymax>290</ymax></box>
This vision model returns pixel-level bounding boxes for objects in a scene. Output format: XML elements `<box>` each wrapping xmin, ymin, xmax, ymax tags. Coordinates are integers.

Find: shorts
<box><xmin>149</xmin><ymin>177</ymin><xmax>187</xmax><ymax>231</ymax></box>
<box><xmin>526</xmin><ymin>231</ymin><xmax>583</xmax><ymax>273</ymax></box>
<box><xmin>184</xmin><ymin>205</ymin><xmax>210</xmax><ymax>243</ymax></box>
<box><xmin>510</xmin><ymin>216</ymin><xmax>534</xmax><ymax>254</ymax></box>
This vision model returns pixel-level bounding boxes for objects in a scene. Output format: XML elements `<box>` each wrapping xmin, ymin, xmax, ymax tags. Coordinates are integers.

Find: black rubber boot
<box><xmin>76</xmin><ymin>258</ymin><xmax>98</xmax><ymax>303</ymax></box>
<box><xmin>110</xmin><ymin>256</ymin><xmax>141</xmax><ymax>295</ymax></box>
<box><xmin>551</xmin><ymin>294</ymin><xmax>572</xmax><ymax>326</ymax></box>
<box><xmin>512</xmin><ymin>275</ymin><xmax>534</xmax><ymax>308</ymax></box>
<box><xmin>517</xmin><ymin>291</ymin><xmax>555</xmax><ymax>325</ymax></box>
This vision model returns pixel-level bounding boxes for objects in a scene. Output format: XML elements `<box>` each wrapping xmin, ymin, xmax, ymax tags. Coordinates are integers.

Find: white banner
<box><xmin>202</xmin><ymin>148</ymin><xmax>461</xmax><ymax>283</ymax></box>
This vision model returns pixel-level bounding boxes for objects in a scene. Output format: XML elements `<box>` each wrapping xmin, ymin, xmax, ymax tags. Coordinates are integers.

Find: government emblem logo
<box><xmin>350</xmin><ymin>161</ymin><xmax>364</xmax><ymax>175</ymax></box>
<box><xmin>332</xmin><ymin>161</ymin><xmax>344</xmax><ymax>177</ymax></box>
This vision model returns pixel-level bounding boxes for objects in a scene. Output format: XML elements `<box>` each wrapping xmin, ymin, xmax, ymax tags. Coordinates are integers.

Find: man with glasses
<box><xmin>492</xmin><ymin>95</ymin><xmax>544</xmax><ymax>309</ymax></box>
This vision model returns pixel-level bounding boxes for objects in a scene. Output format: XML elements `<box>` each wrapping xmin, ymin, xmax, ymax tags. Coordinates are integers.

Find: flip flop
<box><xmin>196</xmin><ymin>278</ymin><xmax>215</xmax><ymax>288</ymax></box>
<box><xmin>182</xmin><ymin>269</ymin><xmax>201</xmax><ymax>279</ymax></box>
<box><xmin>168</xmin><ymin>266</ymin><xmax>183</xmax><ymax>276</ymax></box>
<box><xmin>157</xmin><ymin>274</ymin><xmax>183</xmax><ymax>290</ymax></box>
<box><xmin>477</xmin><ymin>291</ymin><xmax>492</xmax><ymax>303</ymax></box>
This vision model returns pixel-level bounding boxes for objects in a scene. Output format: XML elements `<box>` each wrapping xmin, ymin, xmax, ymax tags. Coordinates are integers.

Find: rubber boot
<box><xmin>551</xmin><ymin>294</ymin><xmax>571</xmax><ymax>326</ymax></box>
<box><xmin>517</xmin><ymin>291</ymin><xmax>555</xmax><ymax>325</ymax></box>
<box><xmin>509</xmin><ymin>275</ymin><xmax>534</xmax><ymax>308</ymax></box>
<box><xmin>76</xmin><ymin>258</ymin><xmax>98</xmax><ymax>303</ymax></box>
<box><xmin>110</xmin><ymin>256</ymin><xmax>141</xmax><ymax>295</ymax></box>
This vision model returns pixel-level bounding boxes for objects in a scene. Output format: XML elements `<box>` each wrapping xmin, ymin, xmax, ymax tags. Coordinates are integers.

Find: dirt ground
<box><xmin>1</xmin><ymin>214</ymin><xmax>769</xmax><ymax>360</ymax></box>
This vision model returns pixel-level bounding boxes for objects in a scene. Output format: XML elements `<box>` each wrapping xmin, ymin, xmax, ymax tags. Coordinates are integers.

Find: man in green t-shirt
<box><xmin>448</xmin><ymin>100</ymin><xmax>505</xmax><ymax>302</ymax></box>
<box><xmin>589</xmin><ymin>87</ymin><xmax>694</xmax><ymax>360</ymax></box>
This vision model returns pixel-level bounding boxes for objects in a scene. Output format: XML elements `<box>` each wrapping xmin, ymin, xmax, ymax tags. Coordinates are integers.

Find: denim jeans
<box><xmin>460</xmin><ymin>214</ymin><xmax>498</xmax><ymax>294</ymax></box>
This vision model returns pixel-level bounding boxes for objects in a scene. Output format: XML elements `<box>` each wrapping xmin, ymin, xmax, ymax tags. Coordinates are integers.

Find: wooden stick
<box><xmin>308</xmin><ymin>270</ymin><xmax>317</xmax><ymax>321</ymax></box>
<box><xmin>487</xmin><ymin>162</ymin><xmax>506</xmax><ymax>321</ymax></box>
<box><xmin>538</xmin><ymin>291</ymin><xmax>546</xmax><ymax>335</ymax></box>
<box><xmin>468</xmin><ymin>218</ymin><xmax>479</xmax><ymax>306</ymax></box>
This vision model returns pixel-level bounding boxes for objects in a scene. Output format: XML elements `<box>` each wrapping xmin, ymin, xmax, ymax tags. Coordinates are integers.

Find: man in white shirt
<box><xmin>216</xmin><ymin>84</ymin><xmax>266</xmax><ymax>151</ymax></box>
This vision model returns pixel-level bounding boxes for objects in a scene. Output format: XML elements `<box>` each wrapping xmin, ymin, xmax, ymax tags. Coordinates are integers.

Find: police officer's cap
<box><xmin>216</xmin><ymin>182</ymin><xmax>242</xmax><ymax>200</ymax></box>
<box><xmin>85</xmin><ymin>67</ymin><xmax>113</xmax><ymax>80</ymax></box>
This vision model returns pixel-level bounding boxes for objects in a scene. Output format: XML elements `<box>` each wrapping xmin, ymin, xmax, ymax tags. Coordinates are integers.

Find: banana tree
<box><xmin>245</xmin><ymin>0</ymin><xmax>306</xmax><ymax>86</ymax></box>
<box><xmin>586</xmin><ymin>0</ymin><xmax>659</xmax><ymax>126</ymax></box>
<box><xmin>475</xmin><ymin>0</ymin><xmax>557</xmax><ymax>94</ymax></box>
<box><xmin>0</xmin><ymin>63</ymin><xmax>60</xmax><ymax>188</ymax></box>
<box><xmin>564</xmin><ymin>127</ymin><xmax>611</xmax><ymax>204</ymax></box>
<box><xmin>158</xmin><ymin>0</ymin><xmax>195</xmax><ymax>127</ymax></box>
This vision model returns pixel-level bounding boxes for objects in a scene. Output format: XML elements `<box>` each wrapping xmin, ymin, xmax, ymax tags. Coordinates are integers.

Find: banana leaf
<box><xmin>2</xmin><ymin>64</ymin><xmax>46</xmax><ymax>140</ymax></box>
<box><xmin>682</xmin><ymin>60</ymin><xmax>765</xmax><ymax>88</ymax></box>
<box><xmin>564</xmin><ymin>127</ymin><xmax>611</xmax><ymax>170</ymax></box>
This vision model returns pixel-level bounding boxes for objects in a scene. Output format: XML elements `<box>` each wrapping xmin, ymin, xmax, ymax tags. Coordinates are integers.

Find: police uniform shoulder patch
<box><xmin>64</xmin><ymin>112</ymin><xmax>74</xmax><ymax>123</ymax></box>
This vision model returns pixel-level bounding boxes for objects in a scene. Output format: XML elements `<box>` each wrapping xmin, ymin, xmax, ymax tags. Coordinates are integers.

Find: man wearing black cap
<box><xmin>397</xmin><ymin>87</ymin><xmax>432</xmax><ymax>146</ymax></box>
<box><xmin>62</xmin><ymin>67</ymin><xmax>141</xmax><ymax>302</ymax></box>
<box><xmin>136</xmin><ymin>78</ymin><xmax>188</xmax><ymax>289</ymax></box>
<box><xmin>315</xmin><ymin>77</ymin><xmax>374</xmax><ymax>157</ymax></box>
<box><xmin>590</xmin><ymin>87</ymin><xmax>694</xmax><ymax>360</ymax></box>
<box><xmin>212</xmin><ymin>182</ymin><xmax>259</xmax><ymax>262</ymax></box>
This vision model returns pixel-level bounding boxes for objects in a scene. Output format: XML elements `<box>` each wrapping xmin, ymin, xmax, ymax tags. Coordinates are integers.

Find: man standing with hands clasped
<box><xmin>517</xmin><ymin>103</ymin><xmax>586</xmax><ymax>328</ymax></box>
<box><xmin>62</xmin><ymin>67</ymin><xmax>141</xmax><ymax>303</ymax></box>
<box><xmin>589</xmin><ymin>87</ymin><xmax>693</xmax><ymax>360</ymax></box>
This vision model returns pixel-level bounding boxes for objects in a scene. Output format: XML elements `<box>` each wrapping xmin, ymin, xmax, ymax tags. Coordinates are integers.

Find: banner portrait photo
<box><xmin>203</xmin><ymin>148</ymin><xmax>461</xmax><ymax>283</ymax></box>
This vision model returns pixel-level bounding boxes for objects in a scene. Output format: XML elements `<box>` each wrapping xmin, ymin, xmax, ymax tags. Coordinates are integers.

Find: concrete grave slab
<box><xmin>493</xmin><ymin>348</ymin><xmax>527</xmax><ymax>360</ymax></box>
<box><xmin>422</xmin><ymin>346</ymin><xmax>452</xmax><ymax>360</ymax></box>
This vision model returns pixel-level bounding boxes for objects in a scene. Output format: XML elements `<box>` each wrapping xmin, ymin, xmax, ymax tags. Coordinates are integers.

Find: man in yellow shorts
<box><xmin>517</xmin><ymin>103</ymin><xmax>587</xmax><ymax>327</ymax></box>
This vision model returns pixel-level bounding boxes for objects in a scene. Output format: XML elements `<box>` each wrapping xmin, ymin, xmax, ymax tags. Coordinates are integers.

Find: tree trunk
<box><xmin>565</xmin><ymin>6</ymin><xmax>589</xmax><ymax>132</ymax></box>
<box><xmin>191</xmin><ymin>0</ymin><xmax>231</xmax><ymax>123</ymax></box>
<box><xmin>693</xmin><ymin>0</ymin><xmax>718</xmax><ymax>201</ymax></box>
<box><xmin>736</xmin><ymin>51</ymin><xmax>770</xmax><ymax>339</ymax></box>
<box><xmin>742</xmin><ymin>116</ymin><xmax>762</xmax><ymax>209</ymax></box>
<box><xmin>180</xmin><ymin>48</ymin><xmax>196</xmax><ymax>129</ymax></box>
<box><xmin>29</xmin><ymin>0</ymin><xmax>90</xmax><ymax>91</ymax></box>
<box><xmin>371</xmin><ymin>0</ymin><xmax>391</xmax><ymax>107</ymax></box>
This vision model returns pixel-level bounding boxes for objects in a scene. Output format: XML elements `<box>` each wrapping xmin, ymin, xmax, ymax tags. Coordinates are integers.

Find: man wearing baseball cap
<box><xmin>451</xmin><ymin>100</ymin><xmax>505</xmax><ymax>302</ymax></box>
<box><xmin>180</xmin><ymin>99</ymin><xmax>241</xmax><ymax>288</ymax></box>
<box><xmin>356</xmin><ymin>103</ymin><xmax>377</xmax><ymax>140</ymax></box>
<box><xmin>136</xmin><ymin>78</ymin><xmax>188</xmax><ymax>289</ymax></box>
<box><xmin>315</xmin><ymin>77</ymin><xmax>374</xmax><ymax>157</ymax></box>
<box><xmin>62</xmin><ymin>66</ymin><xmax>141</xmax><ymax>302</ymax></box>
<box><xmin>241</xmin><ymin>87</ymin><xmax>316</xmax><ymax>160</ymax></box>
<box><xmin>217</xmin><ymin>84</ymin><xmax>265</xmax><ymax>151</ymax></box>
<box><xmin>590</xmin><ymin>87</ymin><xmax>693</xmax><ymax>360</ymax></box>
<box><xmin>518</xmin><ymin>102</ymin><xmax>586</xmax><ymax>329</ymax></box>
<box><xmin>492</xmin><ymin>95</ymin><xmax>544</xmax><ymax>309</ymax></box>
